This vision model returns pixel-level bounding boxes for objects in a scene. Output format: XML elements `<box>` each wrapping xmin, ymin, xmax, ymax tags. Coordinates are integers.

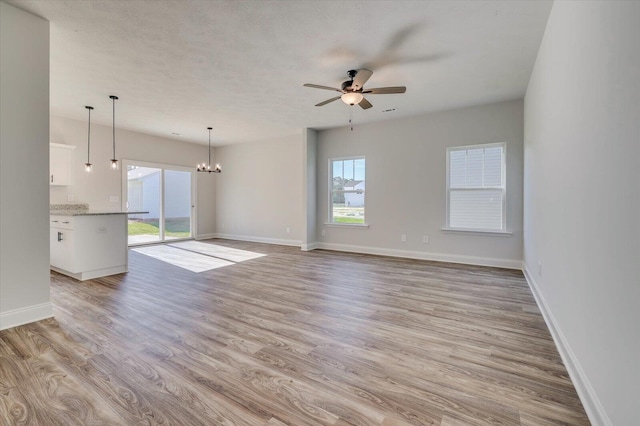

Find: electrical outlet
<box><xmin>423</xmin><ymin>235</ymin><xmax>429</xmax><ymax>244</ymax></box>
<box><xmin>109</xmin><ymin>195</ymin><xmax>119</xmax><ymax>203</ymax></box>
<box><xmin>96</xmin><ymin>226</ymin><xmax>107</xmax><ymax>234</ymax></box>
<box><xmin>401</xmin><ymin>234</ymin><xmax>407</xmax><ymax>243</ymax></box>
<box><xmin>537</xmin><ymin>261</ymin><xmax>543</xmax><ymax>276</ymax></box>
<box><xmin>321</xmin><ymin>229</ymin><xmax>326</xmax><ymax>237</ymax></box>
<box><xmin>67</xmin><ymin>194</ymin><xmax>74</xmax><ymax>202</ymax></box>
<box><xmin>286</xmin><ymin>227</ymin><xmax>291</xmax><ymax>234</ymax></box>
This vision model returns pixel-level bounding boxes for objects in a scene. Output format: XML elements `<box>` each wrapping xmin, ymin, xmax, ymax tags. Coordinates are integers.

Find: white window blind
<box><xmin>447</xmin><ymin>143</ymin><xmax>505</xmax><ymax>231</ymax></box>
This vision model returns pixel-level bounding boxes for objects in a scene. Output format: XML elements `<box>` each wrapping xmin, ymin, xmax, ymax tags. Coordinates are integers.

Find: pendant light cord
<box><xmin>112</xmin><ymin>97</ymin><xmax>116</xmax><ymax>158</ymax></box>
<box><xmin>108</xmin><ymin>95</ymin><xmax>119</xmax><ymax>169</ymax></box>
<box><xmin>198</xmin><ymin>127</ymin><xmax>219</xmax><ymax>173</ymax></box>
<box><xmin>87</xmin><ymin>107</ymin><xmax>91</xmax><ymax>162</ymax></box>
<box><xmin>85</xmin><ymin>105</ymin><xmax>94</xmax><ymax>169</ymax></box>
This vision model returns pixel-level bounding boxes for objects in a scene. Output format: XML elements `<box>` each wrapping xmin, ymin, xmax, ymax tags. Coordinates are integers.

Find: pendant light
<box><xmin>197</xmin><ymin>127</ymin><xmax>221</xmax><ymax>173</ymax></box>
<box><xmin>109</xmin><ymin>95</ymin><xmax>119</xmax><ymax>170</ymax></box>
<box><xmin>84</xmin><ymin>105</ymin><xmax>94</xmax><ymax>172</ymax></box>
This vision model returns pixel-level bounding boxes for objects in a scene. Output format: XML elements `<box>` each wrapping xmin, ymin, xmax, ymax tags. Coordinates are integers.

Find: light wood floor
<box><xmin>0</xmin><ymin>240</ymin><xmax>589</xmax><ymax>425</ymax></box>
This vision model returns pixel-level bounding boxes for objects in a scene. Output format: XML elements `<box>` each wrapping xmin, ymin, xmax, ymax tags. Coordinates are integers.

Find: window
<box><xmin>446</xmin><ymin>143</ymin><xmax>506</xmax><ymax>231</ymax></box>
<box><xmin>330</xmin><ymin>157</ymin><xmax>365</xmax><ymax>224</ymax></box>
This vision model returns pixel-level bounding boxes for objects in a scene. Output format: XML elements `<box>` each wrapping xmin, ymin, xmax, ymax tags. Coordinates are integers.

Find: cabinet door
<box><xmin>50</xmin><ymin>144</ymin><xmax>73</xmax><ymax>186</ymax></box>
<box><xmin>50</xmin><ymin>227</ymin><xmax>75</xmax><ymax>272</ymax></box>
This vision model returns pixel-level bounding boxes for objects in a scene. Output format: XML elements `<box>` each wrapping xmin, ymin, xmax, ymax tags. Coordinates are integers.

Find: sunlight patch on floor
<box><xmin>132</xmin><ymin>241</ymin><xmax>265</xmax><ymax>273</ymax></box>
<box><xmin>169</xmin><ymin>241</ymin><xmax>266</xmax><ymax>262</ymax></box>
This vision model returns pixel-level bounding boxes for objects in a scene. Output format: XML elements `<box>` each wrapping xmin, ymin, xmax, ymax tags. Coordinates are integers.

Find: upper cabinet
<box><xmin>50</xmin><ymin>143</ymin><xmax>75</xmax><ymax>186</ymax></box>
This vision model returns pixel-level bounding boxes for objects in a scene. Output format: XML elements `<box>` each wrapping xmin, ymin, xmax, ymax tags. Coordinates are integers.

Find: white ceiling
<box><xmin>9</xmin><ymin>0</ymin><xmax>552</xmax><ymax>146</ymax></box>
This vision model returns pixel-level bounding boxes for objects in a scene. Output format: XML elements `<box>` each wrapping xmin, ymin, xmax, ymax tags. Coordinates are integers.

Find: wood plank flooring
<box><xmin>0</xmin><ymin>240</ymin><xmax>590</xmax><ymax>425</ymax></box>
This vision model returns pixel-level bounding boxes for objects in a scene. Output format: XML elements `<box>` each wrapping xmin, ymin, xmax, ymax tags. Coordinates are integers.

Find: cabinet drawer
<box><xmin>50</xmin><ymin>216</ymin><xmax>74</xmax><ymax>230</ymax></box>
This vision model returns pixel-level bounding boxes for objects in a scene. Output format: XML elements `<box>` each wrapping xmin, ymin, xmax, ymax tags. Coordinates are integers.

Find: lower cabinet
<box><xmin>50</xmin><ymin>226</ymin><xmax>75</xmax><ymax>272</ymax></box>
<box><xmin>50</xmin><ymin>214</ymin><xmax>127</xmax><ymax>280</ymax></box>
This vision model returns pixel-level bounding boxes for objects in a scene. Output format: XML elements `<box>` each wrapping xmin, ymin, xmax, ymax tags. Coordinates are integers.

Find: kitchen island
<box><xmin>50</xmin><ymin>204</ymin><xmax>147</xmax><ymax>281</ymax></box>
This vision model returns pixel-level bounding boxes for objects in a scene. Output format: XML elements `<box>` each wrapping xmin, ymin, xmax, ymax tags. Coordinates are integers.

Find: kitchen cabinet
<box><xmin>50</xmin><ymin>217</ymin><xmax>75</xmax><ymax>272</ymax></box>
<box><xmin>50</xmin><ymin>143</ymin><xmax>75</xmax><ymax>186</ymax></box>
<box><xmin>50</xmin><ymin>214</ymin><xmax>128</xmax><ymax>280</ymax></box>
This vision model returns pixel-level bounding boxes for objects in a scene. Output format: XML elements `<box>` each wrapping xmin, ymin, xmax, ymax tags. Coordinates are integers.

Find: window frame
<box><xmin>328</xmin><ymin>155</ymin><xmax>366</xmax><ymax>226</ymax></box>
<box><xmin>445</xmin><ymin>142</ymin><xmax>507</xmax><ymax>232</ymax></box>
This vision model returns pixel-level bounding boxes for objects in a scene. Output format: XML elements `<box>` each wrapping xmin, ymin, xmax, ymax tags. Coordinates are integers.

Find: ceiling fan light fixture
<box><xmin>305</xmin><ymin>69</ymin><xmax>405</xmax><ymax>110</ymax></box>
<box><xmin>341</xmin><ymin>92</ymin><xmax>364</xmax><ymax>106</ymax></box>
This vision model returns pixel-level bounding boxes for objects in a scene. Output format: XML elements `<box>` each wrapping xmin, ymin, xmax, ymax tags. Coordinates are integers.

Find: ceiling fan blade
<box><xmin>315</xmin><ymin>96</ymin><xmax>341</xmax><ymax>107</ymax></box>
<box><xmin>363</xmin><ymin>86</ymin><xmax>406</xmax><ymax>94</ymax></box>
<box><xmin>351</xmin><ymin>69</ymin><xmax>373</xmax><ymax>91</ymax></box>
<box><xmin>358</xmin><ymin>97</ymin><xmax>373</xmax><ymax>110</ymax></box>
<box><xmin>304</xmin><ymin>83</ymin><xmax>342</xmax><ymax>92</ymax></box>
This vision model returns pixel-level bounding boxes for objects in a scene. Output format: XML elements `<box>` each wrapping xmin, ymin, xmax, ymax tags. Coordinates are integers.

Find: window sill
<box><xmin>441</xmin><ymin>227</ymin><xmax>512</xmax><ymax>237</ymax></box>
<box><xmin>325</xmin><ymin>223</ymin><xmax>370</xmax><ymax>229</ymax></box>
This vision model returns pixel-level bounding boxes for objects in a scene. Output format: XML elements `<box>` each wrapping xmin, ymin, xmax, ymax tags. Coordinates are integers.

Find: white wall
<box><xmin>0</xmin><ymin>3</ymin><xmax>52</xmax><ymax>329</ymax></box>
<box><xmin>524</xmin><ymin>2</ymin><xmax>640</xmax><ymax>424</ymax></box>
<box><xmin>215</xmin><ymin>134</ymin><xmax>303</xmax><ymax>245</ymax></box>
<box><xmin>49</xmin><ymin>116</ymin><xmax>216</xmax><ymax>237</ymax></box>
<box><xmin>315</xmin><ymin>100</ymin><xmax>524</xmax><ymax>268</ymax></box>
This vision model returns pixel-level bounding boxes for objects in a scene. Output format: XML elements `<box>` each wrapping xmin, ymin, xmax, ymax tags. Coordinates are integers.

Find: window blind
<box><xmin>447</xmin><ymin>144</ymin><xmax>505</xmax><ymax>230</ymax></box>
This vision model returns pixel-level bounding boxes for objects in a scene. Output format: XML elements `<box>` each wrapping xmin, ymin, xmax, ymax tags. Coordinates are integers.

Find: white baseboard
<box><xmin>301</xmin><ymin>242</ymin><xmax>318</xmax><ymax>251</ymax></box>
<box><xmin>522</xmin><ymin>265</ymin><xmax>611</xmax><ymax>426</ymax></box>
<box><xmin>196</xmin><ymin>233</ymin><xmax>217</xmax><ymax>240</ymax></box>
<box><xmin>314</xmin><ymin>242</ymin><xmax>522</xmax><ymax>269</ymax></box>
<box><xmin>0</xmin><ymin>302</ymin><xmax>54</xmax><ymax>331</ymax></box>
<box><xmin>50</xmin><ymin>265</ymin><xmax>127</xmax><ymax>281</ymax></box>
<box><xmin>212</xmin><ymin>233</ymin><xmax>302</xmax><ymax>247</ymax></box>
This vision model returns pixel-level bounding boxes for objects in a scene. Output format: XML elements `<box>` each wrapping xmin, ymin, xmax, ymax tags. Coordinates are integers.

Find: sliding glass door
<box><xmin>124</xmin><ymin>160</ymin><xmax>195</xmax><ymax>246</ymax></box>
<box><xmin>164</xmin><ymin>169</ymin><xmax>192</xmax><ymax>240</ymax></box>
<box><xmin>127</xmin><ymin>165</ymin><xmax>162</xmax><ymax>244</ymax></box>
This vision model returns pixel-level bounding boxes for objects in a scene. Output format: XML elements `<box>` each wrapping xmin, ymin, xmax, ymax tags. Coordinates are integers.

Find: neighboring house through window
<box><xmin>330</xmin><ymin>156</ymin><xmax>365</xmax><ymax>224</ymax></box>
<box><xmin>446</xmin><ymin>143</ymin><xmax>506</xmax><ymax>231</ymax></box>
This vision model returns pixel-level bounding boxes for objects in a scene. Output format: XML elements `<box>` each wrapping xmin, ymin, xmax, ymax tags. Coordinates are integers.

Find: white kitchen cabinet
<box><xmin>50</xmin><ymin>217</ymin><xmax>75</xmax><ymax>272</ymax></box>
<box><xmin>50</xmin><ymin>143</ymin><xmax>75</xmax><ymax>186</ymax></box>
<box><xmin>50</xmin><ymin>214</ymin><xmax>128</xmax><ymax>280</ymax></box>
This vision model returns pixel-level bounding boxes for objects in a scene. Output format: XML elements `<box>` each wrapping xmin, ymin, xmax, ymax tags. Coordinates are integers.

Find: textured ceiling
<box><xmin>9</xmin><ymin>0</ymin><xmax>552</xmax><ymax>146</ymax></box>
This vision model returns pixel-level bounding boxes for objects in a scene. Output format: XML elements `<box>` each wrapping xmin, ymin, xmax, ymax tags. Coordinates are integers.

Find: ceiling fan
<box><xmin>303</xmin><ymin>69</ymin><xmax>406</xmax><ymax>109</ymax></box>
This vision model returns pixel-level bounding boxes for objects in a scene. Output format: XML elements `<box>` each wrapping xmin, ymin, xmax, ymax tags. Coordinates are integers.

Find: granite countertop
<box><xmin>50</xmin><ymin>203</ymin><xmax>148</xmax><ymax>216</ymax></box>
<box><xmin>50</xmin><ymin>210</ymin><xmax>149</xmax><ymax>216</ymax></box>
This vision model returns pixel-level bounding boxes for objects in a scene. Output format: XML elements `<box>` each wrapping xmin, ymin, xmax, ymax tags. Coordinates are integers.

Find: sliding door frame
<box><xmin>122</xmin><ymin>159</ymin><xmax>197</xmax><ymax>246</ymax></box>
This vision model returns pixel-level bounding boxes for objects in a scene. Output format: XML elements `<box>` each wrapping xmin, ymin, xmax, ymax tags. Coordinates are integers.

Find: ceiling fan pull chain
<box><xmin>349</xmin><ymin>106</ymin><xmax>354</xmax><ymax>131</ymax></box>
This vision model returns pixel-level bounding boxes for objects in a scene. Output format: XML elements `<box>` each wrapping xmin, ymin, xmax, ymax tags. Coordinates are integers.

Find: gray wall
<box><xmin>315</xmin><ymin>100</ymin><xmax>524</xmax><ymax>268</ymax></box>
<box><xmin>0</xmin><ymin>3</ymin><xmax>52</xmax><ymax>329</ymax></box>
<box><xmin>302</xmin><ymin>129</ymin><xmax>317</xmax><ymax>250</ymax></box>
<box><xmin>215</xmin><ymin>134</ymin><xmax>303</xmax><ymax>245</ymax></box>
<box><xmin>524</xmin><ymin>1</ymin><xmax>640</xmax><ymax>424</ymax></box>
